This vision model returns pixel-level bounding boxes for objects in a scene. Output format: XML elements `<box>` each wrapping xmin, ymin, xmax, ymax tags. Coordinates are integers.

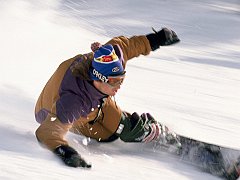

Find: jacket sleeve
<box><xmin>105</xmin><ymin>35</ymin><xmax>152</xmax><ymax>62</ymax></box>
<box><xmin>35</xmin><ymin>112</ymin><xmax>73</xmax><ymax>151</ymax></box>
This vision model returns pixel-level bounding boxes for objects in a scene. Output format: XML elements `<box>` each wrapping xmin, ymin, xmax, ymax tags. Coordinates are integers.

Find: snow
<box><xmin>0</xmin><ymin>0</ymin><xmax>240</xmax><ymax>179</ymax></box>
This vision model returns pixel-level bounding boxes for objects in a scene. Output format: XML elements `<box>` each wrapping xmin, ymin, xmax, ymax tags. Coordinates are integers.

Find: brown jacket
<box><xmin>35</xmin><ymin>35</ymin><xmax>151</xmax><ymax>150</ymax></box>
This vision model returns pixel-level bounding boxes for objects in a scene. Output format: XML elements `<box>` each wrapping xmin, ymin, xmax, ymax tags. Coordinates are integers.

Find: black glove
<box><xmin>54</xmin><ymin>145</ymin><xmax>91</xmax><ymax>168</ymax></box>
<box><xmin>117</xmin><ymin>112</ymin><xmax>158</xmax><ymax>142</ymax></box>
<box><xmin>146</xmin><ymin>27</ymin><xmax>180</xmax><ymax>51</ymax></box>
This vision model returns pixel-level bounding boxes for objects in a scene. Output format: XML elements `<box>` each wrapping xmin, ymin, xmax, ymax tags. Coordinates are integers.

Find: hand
<box><xmin>140</xmin><ymin>113</ymin><xmax>161</xmax><ymax>143</ymax></box>
<box><xmin>117</xmin><ymin>112</ymin><xmax>160</xmax><ymax>143</ymax></box>
<box><xmin>64</xmin><ymin>154</ymin><xmax>91</xmax><ymax>168</ymax></box>
<box><xmin>54</xmin><ymin>145</ymin><xmax>92</xmax><ymax>168</ymax></box>
<box><xmin>154</xmin><ymin>27</ymin><xmax>180</xmax><ymax>46</ymax></box>
<box><xmin>146</xmin><ymin>27</ymin><xmax>180</xmax><ymax>51</ymax></box>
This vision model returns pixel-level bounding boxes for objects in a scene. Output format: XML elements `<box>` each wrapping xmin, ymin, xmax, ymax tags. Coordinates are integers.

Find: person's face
<box><xmin>93</xmin><ymin>75</ymin><xmax>125</xmax><ymax>96</ymax></box>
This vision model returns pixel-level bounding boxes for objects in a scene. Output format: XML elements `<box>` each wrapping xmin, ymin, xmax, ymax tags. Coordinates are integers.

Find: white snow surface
<box><xmin>0</xmin><ymin>0</ymin><xmax>240</xmax><ymax>179</ymax></box>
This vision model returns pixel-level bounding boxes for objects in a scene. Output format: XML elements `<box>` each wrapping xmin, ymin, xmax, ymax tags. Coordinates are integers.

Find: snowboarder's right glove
<box><xmin>54</xmin><ymin>145</ymin><xmax>91</xmax><ymax>168</ymax></box>
<box><xmin>146</xmin><ymin>27</ymin><xmax>180</xmax><ymax>51</ymax></box>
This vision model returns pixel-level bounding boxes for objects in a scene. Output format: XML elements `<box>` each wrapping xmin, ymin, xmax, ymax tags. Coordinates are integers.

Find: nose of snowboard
<box><xmin>224</xmin><ymin>156</ymin><xmax>240</xmax><ymax>180</ymax></box>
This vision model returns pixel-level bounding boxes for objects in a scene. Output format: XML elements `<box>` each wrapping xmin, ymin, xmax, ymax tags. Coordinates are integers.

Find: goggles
<box><xmin>106</xmin><ymin>72</ymin><xmax>126</xmax><ymax>87</ymax></box>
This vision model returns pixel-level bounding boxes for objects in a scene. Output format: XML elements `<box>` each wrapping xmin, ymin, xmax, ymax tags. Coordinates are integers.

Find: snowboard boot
<box><xmin>155</xmin><ymin>124</ymin><xmax>182</xmax><ymax>154</ymax></box>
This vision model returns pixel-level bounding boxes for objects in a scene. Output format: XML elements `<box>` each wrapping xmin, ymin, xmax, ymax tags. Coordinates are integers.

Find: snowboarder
<box><xmin>34</xmin><ymin>27</ymin><xmax>180</xmax><ymax>168</ymax></box>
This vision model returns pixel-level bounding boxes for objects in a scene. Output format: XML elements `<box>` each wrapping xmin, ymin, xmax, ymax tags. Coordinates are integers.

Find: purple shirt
<box><xmin>56</xmin><ymin>61</ymin><xmax>107</xmax><ymax>124</ymax></box>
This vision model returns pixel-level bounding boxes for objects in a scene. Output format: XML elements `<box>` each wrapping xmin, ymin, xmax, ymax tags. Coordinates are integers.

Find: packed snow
<box><xmin>0</xmin><ymin>0</ymin><xmax>240</xmax><ymax>179</ymax></box>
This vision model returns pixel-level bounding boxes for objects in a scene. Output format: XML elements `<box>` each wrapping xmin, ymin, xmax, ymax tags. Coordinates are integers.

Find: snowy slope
<box><xmin>0</xmin><ymin>0</ymin><xmax>240</xmax><ymax>179</ymax></box>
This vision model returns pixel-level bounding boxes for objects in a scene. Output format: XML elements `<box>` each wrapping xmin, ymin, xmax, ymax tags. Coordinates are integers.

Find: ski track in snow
<box><xmin>0</xmin><ymin>0</ymin><xmax>240</xmax><ymax>179</ymax></box>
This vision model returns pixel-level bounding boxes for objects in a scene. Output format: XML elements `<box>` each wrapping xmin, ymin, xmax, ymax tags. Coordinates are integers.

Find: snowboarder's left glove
<box><xmin>54</xmin><ymin>145</ymin><xmax>91</xmax><ymax>168</ymax></box>
<box><xmin>146</xmin><ymin>27</ymin><xmax>180</xmax><ymax>51</ymax></box>
<box><xmin>116</xmin><ymin>112</ymin><xmax>160</xmax><ymax>143</ymax></box>
<box><xmin>140</xmin><ymin>113</ymin><xmax>161</xmax><ymax>143</ymax></box>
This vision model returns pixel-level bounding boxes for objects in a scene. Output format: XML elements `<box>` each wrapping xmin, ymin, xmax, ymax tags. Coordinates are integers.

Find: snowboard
<box><xmin>178</xmin><ymin>135</ymin><xmax>240</xmax><ymax>180</ymax></box>
<box><xmin>155</xmin><ymin>131</ymin><xmax>240</xmax><ymax>180</ymax></box>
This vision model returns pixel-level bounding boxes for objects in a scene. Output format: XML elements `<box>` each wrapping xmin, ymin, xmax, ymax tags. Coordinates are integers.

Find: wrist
<box><xmin>146</xmin><ymin>33</ymin><xmax>160</xmax><ymax>51</ymax></box>
<box><xmin>54</xmin><ymin>145</ymin><xmax>78</xmax><ymax>159</ymax></box>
